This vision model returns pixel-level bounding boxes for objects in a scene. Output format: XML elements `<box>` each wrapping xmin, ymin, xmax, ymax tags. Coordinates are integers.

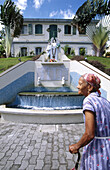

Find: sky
<box><xmin>0</xmin><ymin>0</ymin><xmax>86</xmax><ymax>19</ymax></box>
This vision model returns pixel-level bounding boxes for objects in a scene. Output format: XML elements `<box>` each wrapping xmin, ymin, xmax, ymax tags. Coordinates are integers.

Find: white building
<box><xmin>12</xmin><ymin>18</ymin><xmax>98</xmax><ymax>57</ymax></box>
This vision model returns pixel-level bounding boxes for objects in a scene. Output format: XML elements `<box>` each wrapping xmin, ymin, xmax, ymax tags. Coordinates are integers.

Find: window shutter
<box><xmin>28</xmin><ymin>24</ymin><xmax>33</xmax><ymax>34</ymax></box>
<box><xmin>65</xmin><ymin>25</ymin><xmax>68</xmax><ymax>34</ymax></box>
<box><xmin>35</xmin><ymin>25</ymin><xmax>42</xmax><ymax>34</ymax></box>
<box><xmin>73</xmin><ymin>25</ymin><xmax>76</xmax><ymax>35</ymax></box>
<box><xmin>65</xmin><ymin>25</ymin><xmax>71</xmax><ymax>34</ymax></box>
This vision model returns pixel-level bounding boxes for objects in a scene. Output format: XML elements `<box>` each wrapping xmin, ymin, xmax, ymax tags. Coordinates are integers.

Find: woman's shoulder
<box><xmin>83</xmin><ymin>92</ymin><xmax>98</xmax><ymax>105</ymax></box>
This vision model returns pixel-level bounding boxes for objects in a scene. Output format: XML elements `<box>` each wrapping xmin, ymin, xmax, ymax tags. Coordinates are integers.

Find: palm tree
<box><xmin>92</xmin><ymin>24</ymin><xmax>110</xmax><ymax>56</ymax></box>
<box><xmin>0</xmin><ymin>0</ymin><xmax>23</xmax><ymax>57</ymax></box>
<box><xmin>62</xmin><ymin>45</ymin><xmax>69</xmax><ymax>55</ymax></box>
<box><xmin>73</xmin><ymin>0</ymin><xmax>110</xmax><ymax>32</ymax></box>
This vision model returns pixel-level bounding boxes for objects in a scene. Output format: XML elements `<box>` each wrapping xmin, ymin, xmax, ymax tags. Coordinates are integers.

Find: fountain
<box><xmin>7</xmin><ymin>91</ymin><xmax>84</xmax><ymax>110</ymax></box>
<box><xmin>0</xmin><ymin>38</ymin><xmax>84</xmax><ymax>124</ymax></box>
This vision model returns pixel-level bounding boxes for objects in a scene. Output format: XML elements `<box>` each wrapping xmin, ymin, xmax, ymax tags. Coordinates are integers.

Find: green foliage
<box><xmin>1</xmin><ymin>0</ymin><xmax>23</xmax><ymax>37</ymax></box>
<box><xmin>0</xmin><ymin>44</ymin><xmax>5</xmax><ymax>57</ymax></box>
<box><xmin>92</xmin><ymin>24</ymin><xmax>110</xmax><ymax>56</ymax></box>
<box><xmin>62</xmin><ymin>45</ymin><xmax>69</xmax><ymax>55</ymax></box>
<box><xmin>0</xmin><ymin>56</ymin><xmax>33</xmax><ymax>73</ymax></box>
<box><xmin>30</xmin><ymin>51</ymin><xmax>35</xmax><ymax>55</ymax></box>
<box><xmin>106</xmin><ymin>52</ymin><xmax>110</xmax><ymax>57</ymax></box>
<box><xmin>1</xmin><ymin>0</ymin><xmax>23</xmax><ymax>57</ymax></box>
<box><xmin>88</xmin><ymin>60</ymin><xmax>105</xmax><ymax>71</ymax></box>
<box><xmin>70</xmin><ymin>48</ymin><xmax>75</xmax><ymax>56</ymax></box>
<box><xmin>79</xmin><ymin>48</ymin><xmax>86</xmax><ymax>56</ymax></box>
<box><xmin>86</xmin><ymin>55</ymin><xmax>110</xmax><ymax>69</ymax></box>
<box><xmin>73</xmin><ymin>0</ymin><xmax>110</xmax><ymax>31</ymax></box>
<box><xmin>69</xmin><ymin>55</ymin><xmax>85</xmax><ymax>61</ymax></box>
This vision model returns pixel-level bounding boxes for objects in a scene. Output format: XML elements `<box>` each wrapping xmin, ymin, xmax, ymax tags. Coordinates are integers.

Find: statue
<box><xmin>46</xmin><ymin>42</ymin><xmax>52</xmax><ymax>60</ymax></box>
<box><xmin>46</xmin><ymin>38</ymin><xmax>60</xmax><ymax>61</ymax></box>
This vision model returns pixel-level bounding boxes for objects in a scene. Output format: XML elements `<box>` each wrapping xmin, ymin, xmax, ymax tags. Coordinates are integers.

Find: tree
<box><xmin>0</xmin><ymin>0</ymin><xmax>23</xmax><ymax>57</ymax></box>
<box><xmin>92</xmin><ymin>24</ymin><xmax>110</xmax><ymax>56</ymax></box>
<box><xmin>72</xmin><ymin>0</ymin><xmax>110</xmax><ymax>32</ymax></box>
<box><xmin>72</xmin><ymin>0</ymin><xmax>110</xmax><ymax>56</ymax></box>
<box><xmin>62</xmin><ymin>45</ymin><xmax>69</xmax><ymax>55</ymax></box>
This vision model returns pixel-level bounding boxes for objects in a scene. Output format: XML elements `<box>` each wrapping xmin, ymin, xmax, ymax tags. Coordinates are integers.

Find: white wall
<box><xmin>70</xmin><ymin>60</ymin><xmax>110</xmax><ymax>101</ymax></box>
<box><xmin>12</xmin><ymin>20</ymin><xmax>94</xmax><ymax>57</ymax></box>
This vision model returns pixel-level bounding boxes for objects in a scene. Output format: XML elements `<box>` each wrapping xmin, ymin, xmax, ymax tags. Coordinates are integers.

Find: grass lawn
<box><xmin>86</xmin><ymin>56</ymin><xmax>110</xmax><ymax>69</ymax></box>
<box><xmin>0</xmin><ymin>55</ymin><xmax>110</xmax><ymax>74</ymax></box>
<box><xmin>0</xmin><ymin>56</ymin><xmax>33</xmax><ymax>73</ymax></box>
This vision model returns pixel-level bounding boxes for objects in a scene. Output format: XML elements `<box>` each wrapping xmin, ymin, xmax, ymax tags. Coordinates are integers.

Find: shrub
<box><xmin>105</xmin><ymin>68</ymin><xmax>110</xmax><ymax>76</ymax></box>
<box><xmin>70</xmin><ymin>48</ymin><xmax>75</xmax><ymax>56</ymax></box>
<box><xmin>106</xmin><ymin>52</ymin><xmax>110</xmax><ymax>58</ymax></box>
<box><xmin>87</xmin><ymin>60</ymin><xmax>105</xmax><ymax>72</ymax></box>
<box><xmin>79</xmin><ymin>48</ymin><xmax>86</xmax><ymax>56</ymax></box>
<box><xmin>71</xmin><ymin>55</ymin><xmax>85</xmax><ymax>61</ymax></box>
<box><xmin>32</xmin><ymin>55</ymin><xmax>41</xmax><ymax>61</ymax></box>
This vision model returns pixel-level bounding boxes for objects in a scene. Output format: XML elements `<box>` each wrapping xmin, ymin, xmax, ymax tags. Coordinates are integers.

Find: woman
<box><xmin>69</xmin><ymin>73</ymin><xmax>110</xmax><ymax>170</ymax></box>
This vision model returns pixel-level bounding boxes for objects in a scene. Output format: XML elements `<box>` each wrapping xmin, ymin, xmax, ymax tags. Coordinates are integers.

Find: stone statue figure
<box><xmin>46</xmin><ymin>42</ymin><xmax>52</xmax><ymax>59</ymax></box>
<box><xmin>46</xmin><ymin>38</ymin><xmax>60</xmax><ymax>61</ymax></box>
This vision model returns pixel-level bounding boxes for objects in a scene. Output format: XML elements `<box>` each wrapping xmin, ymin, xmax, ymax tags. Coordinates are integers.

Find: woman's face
<box><xmin>77</xmin><ymin>77</ymin><xmax>90</xmax><ymax>97</ymax></box>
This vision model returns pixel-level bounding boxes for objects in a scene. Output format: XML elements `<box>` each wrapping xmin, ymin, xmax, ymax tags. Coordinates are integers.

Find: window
<box><xmin>28</xmin><ymin>24</ymin><xmax>33</xmax><ymax>34</ymax></box>
<box><xmin>64</xmin><ymin>25</ymin><xmax>71</xmax><ymax>34</ymax></box>
<box><xmin>79</xmin><ymin>47</ymin><xmax>86</xmax><ymax>56</ymax></box>
<box><xmin>67</xmin><ymin>48</ymin><xmax>71</xmax><ymax>55</ymax></box>
<box><xmin>73</xmin><ymin>25</ymin><xmax>76</xmax><ymax>35</ymax></box>
<box><xmin>35</xmin><ymin>24</ymin><xmax>42</xmax><ymax>34</ymax></box>
<box><xmin>49</xmin><ymin>25</ymin><xmax>57</xmax><ymax>39</ymax></box>
<box><xmin>36</xmin><ymin>47</ymin><xmax>42</xmax><ymax>55</ymax></box>
<box><xmin>21</xmin><ymin>25</ymin><xmax>27</xmax><ymax>34</ymax></box>
<box><xmin>21</xmin><ymin>47</ymin><xmax>27</xmax><ymax>56</ymax></box>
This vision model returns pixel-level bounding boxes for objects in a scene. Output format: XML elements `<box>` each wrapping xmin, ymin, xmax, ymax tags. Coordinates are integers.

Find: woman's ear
<box><xmin>88</xmin><ymin>84</ymin><xmax>93</xmax><ymax>92</ymax></box>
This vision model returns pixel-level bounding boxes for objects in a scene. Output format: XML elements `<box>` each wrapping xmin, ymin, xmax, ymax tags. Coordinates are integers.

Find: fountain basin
<box><xmin>0</xmin><ymin>107</ymin><xmax>83</xmax><ymax>124</ymax></box>
<box><xmin>2</xmin><ymin>90</ymin><xmax>84</xmax><ymax>124</ymax></box>
<box><xmin>7</xmin><ymin>92</ymin><xmax>84</xmax><ymax>110</ymax></box>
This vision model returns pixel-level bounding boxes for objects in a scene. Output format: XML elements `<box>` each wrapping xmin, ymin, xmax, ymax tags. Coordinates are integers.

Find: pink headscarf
<box><xmin>82</xmin><ymin>73</ymin><xmax>101</xmax><ymax>94</ymax></box>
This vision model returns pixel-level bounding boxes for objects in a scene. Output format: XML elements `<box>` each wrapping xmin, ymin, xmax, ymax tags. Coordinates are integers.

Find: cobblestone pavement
<box><xmin>0</xmin><ymin>120</ymin><xmax>84</xmax><ymax>170</ymax></box>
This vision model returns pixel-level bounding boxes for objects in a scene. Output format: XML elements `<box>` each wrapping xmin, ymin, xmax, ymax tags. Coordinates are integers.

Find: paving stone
<box><xmin>35</xmin><ymin>160</ymin><xmax>44</xmax><ymax>170</ymax></box>
<box><xmin>14</xmin><ymin>146</ymin><xmax>22</xmax><ymax>152</ymax></box>
<box><xmin>40</xmin><ymin>145</ymin><xmax>47</xmax><ymax>152</ymax></box>
<box><xmin>44</xmin><ymin>155</ymin><xmax>51</xmax><ymax>164</ymax></box>
<box><xmin>8</xmin><ymin>153</ymin><xmax>18</xmax><ymax>161</ymax></box>
<box><xmin>19</xmin><ymin>149</ymin><xmax>27</xmax><ymax>156</ymax></box>
<box><xmin>38</xmin><ymin>151</ymin><xmax>46</xmax><ymax>159</ymax></box>
<box><xmin>14</xmin><ymin>156</ymin><xmax>24</xmax><ymax>164</ymax></box>
<box><xmin>53</xmin><ymin>145</ymin><xmax>58</xmax><ymax>152</ymax></box>
<box><xmin>59</xmin><ymin>165</ymin><xmax>67</xmax><ymax>170</ymax></box>
<box><xmin>5</xmin><ymin>149</ymin><xmax>14</xmax><ymax>156</ymax></box>
<box><xmin>59</xmin><ymin>156</ymin><xmax>67</xmax><ymax>164</ymax></box>
<box><xmin>0</xmin><ymin>156</ymin><xmax>10</xmax><ymax>165</ymax></box>
<box><xmin>67</xmin><ymin>160</ymin><xmax>75</xmax><ymax>170</ymax></box>
<box><xmin>43</xmin><ymin>164</ymin><xmax>51</xmax><ymax>170</ymax></box>
<box><xmin>0</xmin><ymin>122</ymin><xmax>84</xmax><ymax>170</ymax></box>
<box><xmin>27</xmin><ymin>165</ymin><xmax>36</xmax><ymax>170</ymax></box>
<box><xmin>0</xmin><ymin>153</ymin><xmax>5</xmax><ymax>160</ymax></box>
<box><xmin>51</xmin><ymin>160</ymin><xmax>59</xmax><ymax>169</ymax></box>
<box><xmin>32</xmin><ymin>149</ymin><xmax>39</xmax><ymax>156</ymax></box>
<box><xmin>29</xmin><ymin>155</ymin><xmax>38</xmax><ymax>165</ymax></box>
<box><xmin>18</xmin><ymin>160</ymin><xmax>28</xmax><ymax>169</ymax></box>
<box><xmin>23</xmin><ymin>152</ymin><xmax>32</xmax><ymax>160</ymax></box>
<box><xmin>3</xmin><ymin>161</ymin><xmax>13</xmax><ymax>170</ymax></box>
<box><xmin>66</xmin><ymin>151</ymin><xmax>73</xmax><ymax>160</ymax></box>
<box><xmin>0</xmin><ymin>165</ymin><xmax>4</xmax><ymax>170</ymax></box>
<box><xmin>1</xmin><ymin>146</ymin><xmax>10</xmax><ymax>153</ymax></box>
<box><xmin>10</xmin><ymin>164</ymin><xmax>20</xmax><ymax>170</ymax></box>
<box><xmin>35</xmin><ymin>143</ymin><xmax>41</xmax><ymax>148</ymax></box>
<box><xmin>52</xmin><ymin>152</ymin><xmax>59</xmax><ymax>159</ymax></box>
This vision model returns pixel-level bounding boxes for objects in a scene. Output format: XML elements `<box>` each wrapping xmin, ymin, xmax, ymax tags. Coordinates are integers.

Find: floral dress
<box><xmin>80</xmin><ymin>92</ymin><xmax>110</xmax><ymax>170</ymax></box>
